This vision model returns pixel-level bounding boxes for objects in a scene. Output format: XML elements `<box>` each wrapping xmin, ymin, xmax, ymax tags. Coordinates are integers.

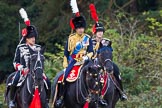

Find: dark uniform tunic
<box><xmin>12</xmin><ymin>43</ymin><xmax>41</xmax><ymax>85</ymax></box>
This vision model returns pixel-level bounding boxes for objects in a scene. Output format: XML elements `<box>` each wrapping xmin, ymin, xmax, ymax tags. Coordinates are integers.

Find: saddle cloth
<box><xmin>58</xmin><ymin>65</ymin><xmax>82</xmax><ymax>83</ymax></box>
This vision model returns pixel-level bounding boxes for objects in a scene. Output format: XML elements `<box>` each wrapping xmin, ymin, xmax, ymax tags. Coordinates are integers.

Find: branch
<box><xmin>120</xmin><ymin>0</ymin><xmax>136</xmax><ymax>10</ymax></box>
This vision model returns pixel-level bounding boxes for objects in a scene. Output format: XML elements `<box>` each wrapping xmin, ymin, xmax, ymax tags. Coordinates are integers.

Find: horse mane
<box><xmin>81</xmin><ymin>60</ymin><xmax>94</xmax><ymax>72</ymax></box>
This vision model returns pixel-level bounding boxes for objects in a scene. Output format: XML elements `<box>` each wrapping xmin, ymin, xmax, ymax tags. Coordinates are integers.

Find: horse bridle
<box><xmin>103</xmin><ymin>59</ymin><xmax>113</xmax><ymax>73</ymax></box>
<box><xmin>85</xmin><ymin>70</ymin><xmax>100</xmax><ymax>95</ymax></box>
<box><xmin>76</xmin><ymin>66</ymin><xmax>101</xmax><ymax>104</ymax></box>
<box><xmin>30</xmin><ymin>51</ymin><xmax>44</xmax><ymax>72</ymax></box>
<box><xmin>29</xmin><ymin>51</ymin><xmax>44</xmax><ymax>88</ymax></box>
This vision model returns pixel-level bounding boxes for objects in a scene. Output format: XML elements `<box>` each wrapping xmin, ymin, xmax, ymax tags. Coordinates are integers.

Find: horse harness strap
<box><xmin>76</xmin><ymin>68</ymin><xmax>100</xmax><ymax>104</ymax></box>
<box><xmin>85</xmin><ymin>72</ymin><xmax>100</xmax><ymax>94</ymax></box>
<box><xmin>109</xmin><ymin>74</ymin><xmax>124</xmax><ymax>95</ymax></box>
<box><xmin>104</xmin><ymin>59</ymin><xmax>112</xmax><ymax>65</ymax></box>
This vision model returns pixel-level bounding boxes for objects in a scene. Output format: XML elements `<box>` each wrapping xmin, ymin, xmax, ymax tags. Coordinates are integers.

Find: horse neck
<box><xmin>80</xmin><ymin>70</ymin><xmax>88</xmax><ymax>90</ymax></box>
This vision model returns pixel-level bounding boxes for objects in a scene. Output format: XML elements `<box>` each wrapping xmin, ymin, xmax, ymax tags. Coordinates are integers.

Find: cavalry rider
<box><xmin>9</xmin><ymin>8</ymin><xmax>51</xmax><ymax>108</ymax></box>
<box><xmin>89</xmin><ymin>4</ymin><xmax>128</xmax><ymax>104</ymax></box>
<box><xmin>92</xmin><ymin>22</ymin><xmax>127</xmax><ymax>100</ymax></box>
<box><xmin>55</xmin><ymin>0</ymin><xmax>94</xmax><ymax>107</ymax></box>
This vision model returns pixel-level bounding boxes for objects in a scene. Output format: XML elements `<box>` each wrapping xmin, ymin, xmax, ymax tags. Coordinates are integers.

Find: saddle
<box><xmin>58</xmin><ymin>65</ymin><xmax>82</xmax><ymax>83</ymax></box>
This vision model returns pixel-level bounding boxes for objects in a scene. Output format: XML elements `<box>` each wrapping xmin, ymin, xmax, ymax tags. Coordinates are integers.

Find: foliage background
<box><xmin>0</xmin><ymin>0</ymin><xmax>162</xmax><ymax>107</ymax></box>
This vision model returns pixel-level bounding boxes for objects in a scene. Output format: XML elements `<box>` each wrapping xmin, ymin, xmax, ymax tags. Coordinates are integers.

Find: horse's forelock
<box><xmin>98</xmin><ymin>47</ymin><xmax>113</xmax><ymax>61</ymax></box>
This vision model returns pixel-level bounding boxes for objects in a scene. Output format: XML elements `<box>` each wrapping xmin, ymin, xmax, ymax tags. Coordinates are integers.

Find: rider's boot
<box><xmin>9</xmin><ymin>85</ymin><xmax>16</xmax><ymax>108</ymax></box>
<box><xmin>119</xmin><ymin>79</ymin><xmax>127</xmax><ymax>101</ymax></box>
<box><xmin>55</xmin><ymin>82</ymin><xmax>65</xmax><ymax>108</ymax></box>
<box><xmin>117</xmin><ymin>76</ymin><xmax>128</xmax><ymax>101</ymax></box>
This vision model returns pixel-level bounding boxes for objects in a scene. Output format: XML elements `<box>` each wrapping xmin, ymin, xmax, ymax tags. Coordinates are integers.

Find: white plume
<box><xmin>70</xmin><ymin>0</ymin><xmax>79</xmax><ymax>13</ymax></box>
<box><xmin>19</xmin><ymin>8</ymin><xmax>28</xmax><ymax>21</ymax></box>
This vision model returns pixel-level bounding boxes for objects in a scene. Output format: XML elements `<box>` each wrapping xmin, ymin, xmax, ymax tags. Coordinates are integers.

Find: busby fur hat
<box><xmin>72</xmin><ymin>15</ymin><xmax>86</xmax><ymax>29</ymax></box>
<box><xmin>70</xmin><ymin>0</ymin><xmax>86</xmax><ymax>30</ymax></box>
<box><xmin>19</xmin><ymin>8</ymin><xmax>38</xmax><ymax>39</ymax></box>
<box><xmin>89</xmin><ymin>4</ymin><xmax>104</xmax><ymax>34</ymax></box>
<box><xmin>26</xmin><ymin>25</ymin><xmax>38</xmax><ymax>38</ymax></box>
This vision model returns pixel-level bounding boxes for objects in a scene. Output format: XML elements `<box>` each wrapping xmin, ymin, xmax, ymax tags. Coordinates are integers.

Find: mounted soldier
<box><xmin>55</xmin><ymin>0</ymin><xmax>94</xmax><ymax>107</ymax></box>
<box><xmin>89</xmin><ymin>4</ymin><xmax>127</xmax><ymax>105</ymax></box>
<box><xmin>9</xmin><ymin>8</ymin><xmax>51</xmax><ymax>108</ymax></box>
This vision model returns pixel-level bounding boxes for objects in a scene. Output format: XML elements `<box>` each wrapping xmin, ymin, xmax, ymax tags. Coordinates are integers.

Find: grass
<box><xmin>0</xmin><ymin>84</ymin><xmax>7</xmax><ymax>108</ymax></box>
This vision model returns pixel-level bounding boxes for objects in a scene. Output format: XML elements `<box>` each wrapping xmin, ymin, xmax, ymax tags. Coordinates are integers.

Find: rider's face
<box><xmin>26</xmin><ymin>37</ymin><xmax>35</xmax><ymax>46</ymax></box>
<box><xmin>76</xmin><ymin>28</ymin><xmax>85</xmax><ymax>35</ymax></box>
<box><xmin>96</xmin><ymin>31</ymin><xmax>104</xmax><ymax>38</ymax></box>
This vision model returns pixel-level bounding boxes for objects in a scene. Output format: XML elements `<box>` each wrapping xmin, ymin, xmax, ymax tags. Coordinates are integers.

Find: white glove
<box><xmin>82</xmin><ymin>56</ymin><xmax>89</xmax><ymax>61</ymax></box>
<box><xmin>17</xmin><ymin>65</ymin><xmax>23</xmax><ymax>71</ymax></box>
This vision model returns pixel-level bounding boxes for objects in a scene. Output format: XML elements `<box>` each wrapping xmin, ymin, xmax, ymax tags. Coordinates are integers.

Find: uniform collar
<box><xmin>26</xmin><ymin>44</ymin><xmax>36</xmax><ymax>51</ymax></box>
<box><xmin>76</xmin><ymin>33</ymin><xmax>85</xmax><ymax>38</ymax></box>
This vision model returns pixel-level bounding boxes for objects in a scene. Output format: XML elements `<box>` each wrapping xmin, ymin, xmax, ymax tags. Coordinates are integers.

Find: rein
<box><xmin>76</xmin><ymin>66</ymin><xmax>100</xmax><ymax>104</ymax></box>
<box><xmin>28</xmin><ymin>51</ymin><xmax>44</xmax><ymax>95</ymax></box>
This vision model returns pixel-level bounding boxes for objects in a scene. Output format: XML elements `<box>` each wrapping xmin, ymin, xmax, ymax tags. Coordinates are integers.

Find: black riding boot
<box><xmin>55</xmin><ymin>82</ymin><xmax>65</xmax><ymax>108</ymax></box>
<box><xmin>117</xmin><ymin>78</ymin><xmax>127</xmax><ymax>101</ymax></box>
<box><xmin>113</xmin><ymin>63</ymin><xmax>127</xmax><ymax>101</ymax></box>
<box><xmin>9</xmin><ymin>85</ymin><xmax>16</xmax><ymax>108</ymax></box>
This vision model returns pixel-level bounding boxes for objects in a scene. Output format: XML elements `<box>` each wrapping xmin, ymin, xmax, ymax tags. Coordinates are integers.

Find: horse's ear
<box><xmin>28</xmin><ymin>46</ymin><xmax>35</xmax><ymax>55</ymax></box>
<box><xmin>40</xmin><ymin>46</ymin><xmax>45</xmax><ymax>54</ymax></box>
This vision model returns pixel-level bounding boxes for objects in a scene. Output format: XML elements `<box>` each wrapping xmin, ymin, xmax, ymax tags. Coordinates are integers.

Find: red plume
<box><xmin>89</xmin><ymin>4</ymin><xmax>98</xmax><ymax>22</ymax></box>
<box><xmin>25</xmin><ymin>20</ymin><xmax>30</xmax><ymax>26</ymax></box>
<box><xmin>70</xmin><ymin>18</ymin><xmax>75</xmax><ymax>30</ymax></box>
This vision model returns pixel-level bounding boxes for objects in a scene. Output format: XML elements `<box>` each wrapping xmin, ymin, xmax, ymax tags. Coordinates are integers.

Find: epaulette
<box><xmin>102</xmin><ymin>38</ymin><xmax>111</xmax><ymax>41</ymax></box>
<box><xmin>85</xmin><ymin>34</ymin><xmax>91</xmax><ymax>38</ymax></box>
<box><xmin>69</xmin><ymin>33</ymin><xmax>76</xmax><ymax>37</ymax></box>
<box><xmin>34</xmin><ymin>44</ymin><xmax>41</xmax><ymax>47</ymax></box>
<box><xmin>17</xmin><ymin>43</ymin><xmax>26</xmax><ymax>47</ymax></box>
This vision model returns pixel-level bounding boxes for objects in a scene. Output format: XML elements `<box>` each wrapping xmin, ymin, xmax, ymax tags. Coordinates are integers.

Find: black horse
<box><xmin>5</xmin><ymin>47</ymin><xmax>48</xmax><ymax>108</ymax></box>
<box><xmin>51</xmin><ymin>60</ymin><xmax>102</xmax><ymax>108</ymax></box>
<box><xmin>97</xmin><ymin>46</ymin><xmax>120</xmax><ymax>108</ymax></box>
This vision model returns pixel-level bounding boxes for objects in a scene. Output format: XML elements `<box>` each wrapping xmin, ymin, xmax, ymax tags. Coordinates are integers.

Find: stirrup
<box><xmin>9</xmin><ymin>100</ymin><xmax>15</xmax><ymax>108</ymax></box>
<box><xmin>120</xmin><ymin>93</ymin><xmax>128</xmax><ymax>101</ymax></box>
<box><xmin>55</xmin><ymin>98</ymin><xmax>64</xmax><ymax>108</ymax></box>
<box><xmin>99</xmin><ymin>98</ymin><xmax>108</xmax><ymax>106</ymax></box>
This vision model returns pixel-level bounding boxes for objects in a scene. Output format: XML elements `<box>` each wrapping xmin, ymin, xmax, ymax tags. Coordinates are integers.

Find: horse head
<box><xmin>82</xmin><ymin>60</ymin><xmax>101</xmax><ymax>99</ymax></box>
<box><xmin>28</xmin><ymin>46</ymin><xmax>45</xmax><ymax>90</ymax></box>
<box><xmin>97</xmin><ymin>46</ymin><xmax>113</xmax><ymax>73</ymax></box>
